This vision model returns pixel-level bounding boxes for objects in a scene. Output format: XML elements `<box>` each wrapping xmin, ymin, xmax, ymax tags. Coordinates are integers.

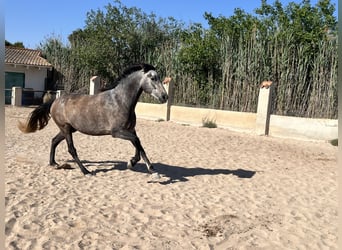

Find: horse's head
<box><xmin>140</xmin><ymin>69</ymin><xmax>168</xmax><ymax>104</ymax></box>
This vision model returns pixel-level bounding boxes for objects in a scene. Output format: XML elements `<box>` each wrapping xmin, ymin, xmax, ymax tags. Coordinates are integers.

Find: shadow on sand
<box><xmin>65</xmin><ymin>160</ymin><xmax>256</xmax><ymax>185</ymax></box>
<box><xmin>152</xmin><ymin>162</ymin><xmax>256</xmax><ymax>185</ymax></box>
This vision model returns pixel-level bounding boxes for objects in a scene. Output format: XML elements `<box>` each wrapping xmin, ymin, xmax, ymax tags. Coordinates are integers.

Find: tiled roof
<box><xmin>5</xmin><ymin>46</ymin><xmax>52</xmax><ymax>68</ymax></box>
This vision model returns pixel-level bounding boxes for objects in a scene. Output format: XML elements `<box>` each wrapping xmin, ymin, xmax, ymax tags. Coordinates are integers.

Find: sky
<box><xmin>5</xmin><ymin>0</ymin><xmax>338</xmax><ymax>49</ymax></box>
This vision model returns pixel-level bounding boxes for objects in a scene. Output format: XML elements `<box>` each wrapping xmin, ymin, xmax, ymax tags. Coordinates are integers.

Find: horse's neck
<box><xmin>111</xmin><ymin>77</ymin><xmax>142</xmax><ymax>110</ymax></box>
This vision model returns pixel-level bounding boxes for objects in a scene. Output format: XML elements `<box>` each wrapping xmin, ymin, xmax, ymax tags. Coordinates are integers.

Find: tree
<box><xmin>68</xmin><ymin>0</ymin><xmax>183</xmax><ymax>83</ymax></box>
<box><xmin>5</xmin><ymin>40</ymin><xmax>25</xmax><ymax>48</ymax></box>
<box><xmin>37</xmin><ymin>0</ymin><xmax>337</xmax><ymax>118</ymax></box>
<box><xmin>178</xmin><ymin>23</ymin><xmax>221</xmax><ymax>105</ymax></box>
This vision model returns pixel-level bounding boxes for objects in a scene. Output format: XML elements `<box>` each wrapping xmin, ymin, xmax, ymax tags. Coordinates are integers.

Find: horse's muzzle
<box><xmin>159</xmin><ymin>93</ymin><xmax>168</xmax><ymax>103</ymax></box>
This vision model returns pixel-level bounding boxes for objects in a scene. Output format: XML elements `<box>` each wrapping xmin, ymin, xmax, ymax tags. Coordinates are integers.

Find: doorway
<box><xmin>5</xmin><ymin>72</ymin><xmax>25</xmax><ymax>104</ymax></box>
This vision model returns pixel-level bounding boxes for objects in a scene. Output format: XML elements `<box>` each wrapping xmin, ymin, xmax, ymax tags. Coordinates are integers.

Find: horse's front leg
<box><xmin>112</xmin><ymin>130</ymin><xmax>157</xmax><ymax>176</ymax></box>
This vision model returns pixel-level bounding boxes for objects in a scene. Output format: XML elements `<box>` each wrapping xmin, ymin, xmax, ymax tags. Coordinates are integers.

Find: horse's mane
<box><xmin>101</xmin><ymin>63</ymin><xmax>156</xmax><ymax>91</ymax></box>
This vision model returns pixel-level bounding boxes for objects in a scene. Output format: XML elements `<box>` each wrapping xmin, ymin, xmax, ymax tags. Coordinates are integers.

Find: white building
<box><xmin>5</xmin><ymin>46</ymin><xmax>52</xmax><ymax>104</ymax></box>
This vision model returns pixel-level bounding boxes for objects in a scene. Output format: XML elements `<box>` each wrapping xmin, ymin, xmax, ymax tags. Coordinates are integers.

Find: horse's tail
<box><xmin>18</xmin><ymin>100</ymin><xmax>54</xmax><ymax>133</ymax></box>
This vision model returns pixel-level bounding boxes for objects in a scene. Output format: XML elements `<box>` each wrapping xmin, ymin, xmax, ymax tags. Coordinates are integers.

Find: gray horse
<box><xmin>18</xmin><ymin>63</ymin><xmax>168</xmax><ymax>177</ymax></box>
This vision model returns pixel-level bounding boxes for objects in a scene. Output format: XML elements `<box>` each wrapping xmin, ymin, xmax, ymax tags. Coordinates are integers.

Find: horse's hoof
<box><xmin>151</xmin><ymin>172</ymin><xmax>161</xmax><ymax>180</ymax></box>
<box><xmin>49</xmin><ymin>163</ymin><xmax>58</xmax><ymax>168</ymax></box>
<box><xmin>55</xmin><ymin>163</ymin><xmax>73</xmax><ymax>170</ymax></box>
<box><xmin>127</xmin><ymin>160</ymin><xmax>133</xmax><ymax>169</ymax></box>
<box><xmin>84</xmin><ymin>171</ymin><xmax>95</xmax><ymax>176</ymax></box>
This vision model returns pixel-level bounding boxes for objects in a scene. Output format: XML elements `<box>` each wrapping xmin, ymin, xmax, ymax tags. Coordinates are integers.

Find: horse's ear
<box><xmin>145</xmin><ymin>71</ymin><xmax>154</xmax><ymax>78</ymax></box>
<box><xmin>142</xmin><ymin>63</ymin><xmax>156</xmax><ymax>73</ymax></box>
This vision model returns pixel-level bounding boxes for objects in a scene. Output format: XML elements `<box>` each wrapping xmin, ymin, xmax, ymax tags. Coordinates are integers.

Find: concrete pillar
<box><xmin>89</xmin><ymin>76</ymin><xmax>100</xmax><ymax>95</ymax></box>
<box><xmin>164</xmin><ymin>78</ymin><xmax>173</xmax><ymax>121</ymax></box>
<box><xmin>256</xmin><ymin>83</ymin><xmax>274</xmax><ymax>135</ymax></box>
<box><xmin>11</xmin><ymin>87</ymin><xmax>22</xmax><ymax>106</ymax></box>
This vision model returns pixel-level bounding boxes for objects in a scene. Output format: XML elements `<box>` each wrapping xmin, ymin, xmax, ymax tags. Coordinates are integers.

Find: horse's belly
<box><xmin>72</xmin><ymin>122</ymin><xmax>111</xmax><ymax>136</ymax></box>
<box><xmin>78</xmin><ymin>130</ymin><xmax>110</xmax><ymax>136</ymax></box>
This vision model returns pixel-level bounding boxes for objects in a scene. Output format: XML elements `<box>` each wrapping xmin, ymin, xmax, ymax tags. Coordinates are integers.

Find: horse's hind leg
<box><xmin>64</xmin><ymin>131</ymin><xmax>91</xmax><ymax>175</ymax></box>
<box><xmin>49</xmin><ymin>132</ymin><xmax>65</xmax><ymax>166</ymax></box>
<box><xmin>127</xmin><ymin>131</ymin><xmax>141</xmax><ymax>169</ymax></box>
<box><xmin>131</xmin><ymin>139</ymin><xmax>154</xmax><ymax>173</ymax></box>
<box><xmin>127</xmin><ymin>146</ymin><xmax>140</xmax><ymax>169</ymax></box>
<box><xmin>136</xmin><ymin>141</ymin><xmax>155</xmax><ymax>174</ymax></box>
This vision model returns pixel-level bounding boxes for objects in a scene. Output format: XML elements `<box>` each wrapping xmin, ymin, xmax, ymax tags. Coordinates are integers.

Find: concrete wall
<box><xmin>135</xmin><ymin>102</ymin><xmax>337</xmax><ymax>141</ymax></box>
<box><xmin>269</xmin><ymin>115</ymin><xmax>338</xmax><ymax>141</ymax></box>
<box><xmin>136</xmin><ymin>103</ymin><xmax>256</xmax><ymax>133</ymax></box>
<box><xmin>169</xmin><ymin>105</ymin><xmax>256</xmax><ymax>132</ymax></box>
<box><xmin>12</xmin><ymin>73</ymin><xmax>338</xmax><ymax>141</ymax></box>
<box><xmin>136</xmin><ymin>102</ymin><xmax>168</xmax><ymax>121</ymax></box>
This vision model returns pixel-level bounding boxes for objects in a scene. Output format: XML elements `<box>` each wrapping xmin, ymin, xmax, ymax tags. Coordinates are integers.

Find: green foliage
<box><xmin>329</xmin><ymin>139</ymin><xmax>338</xmax><ymax>146</ymax></box>
<box><xmin>38</xmin><ymin>35</ymin><xmax>89</xmax><ymax>93</ymax></box>
<box><xmin>202</xmin><ymin>117</ymin><xmax>217</xmax><ymax>128</ymax></box>
<box><xmin>178</xmin><ymin>23</ymin><xmax>221</xmax><ymax>105</ymax></box>
<box><xmin>38</xmin><ymin>0</ymin><xmax>337</xmax><ymax>119</ymax></box>
<box><xmin>5</xmin><ymin>40</ymin><xmax>25</xmax><ymax>48</ymax></box>
<box><xmin>67</xmin><ymin>0</ymin><xmax>183</xmax><ymax>82</ymax></box>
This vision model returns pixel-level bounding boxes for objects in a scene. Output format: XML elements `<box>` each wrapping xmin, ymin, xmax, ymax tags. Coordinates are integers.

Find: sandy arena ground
<box><xmin>5</xmin><ymin>106</ymin><xmax>338</xmax><ymax>249</ymax></box>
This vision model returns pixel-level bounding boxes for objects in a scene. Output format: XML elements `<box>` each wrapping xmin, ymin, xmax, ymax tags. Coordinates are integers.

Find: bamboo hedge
<box><xmin>144</xmin><ymin>33</ymin><xmax>337</xmax><ymax>119</ymax></box>
<box><xmin>38</xmin><ymin>0</ymin><xmax>337</xmax><ymax>119</ymax></box>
